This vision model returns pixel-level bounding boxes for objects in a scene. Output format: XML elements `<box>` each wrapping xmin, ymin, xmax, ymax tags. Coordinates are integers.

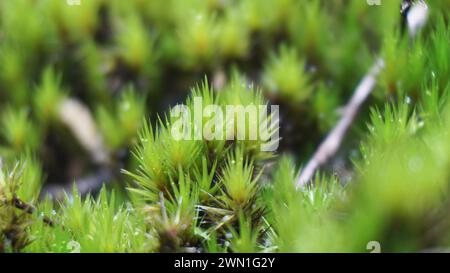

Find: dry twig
<box><xmin>295</xmin><ymin>59</ymin><xmax>385</xmax><ymax>189</ymax></box>
<box><xmin>295</xmin><ymin>0</ymin><xmax>429</xmax><ymax>189</ymax></box>
<box><xmin>12</xmin><ymin>197</ymin><xmax>54</xmax><ymax>227</ymax></box>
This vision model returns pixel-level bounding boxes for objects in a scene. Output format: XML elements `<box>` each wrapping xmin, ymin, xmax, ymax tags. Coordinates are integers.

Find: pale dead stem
<box><xmin>295</xmin><ymin>0</ymin><xmax>429</xmax><ymax>189</ymax></box>
<box><xmin>295</xmin><ymin>59</ymin><xmax>385</xmax><ymax>189</ymax></box>
<box><xmin>59</xmin><ymin>98</ymin><xmax>109</xmax><ymax>165</ymax></box>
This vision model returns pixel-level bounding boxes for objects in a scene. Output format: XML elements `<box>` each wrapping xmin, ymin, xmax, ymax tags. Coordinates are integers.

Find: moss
<box><xmin>0</xmin><ymin>0</ymin><xmax>449</xmax><ymax>253</ymax></box>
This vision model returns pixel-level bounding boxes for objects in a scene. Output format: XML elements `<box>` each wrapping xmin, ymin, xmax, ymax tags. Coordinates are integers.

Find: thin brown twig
<box><xmin>12</xmin><ymin>197</ymin><xmax>55</xmax><ymax>227</ymax></box>
<box><xmin>295</xmin><ymin>58</ymin><xmax>385</xmax><ymax>189</ymax></box>
<box><xmin>295</xmin><ymin>0</ymin><xmax>429</xmax><ymax>189</ymax></box>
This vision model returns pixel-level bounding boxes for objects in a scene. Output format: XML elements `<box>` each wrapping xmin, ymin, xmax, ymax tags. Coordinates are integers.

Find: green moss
<box><xmin>0</xmin><ymin>0</ymin><xmax>449</xmax><ymax>253</ymax></box>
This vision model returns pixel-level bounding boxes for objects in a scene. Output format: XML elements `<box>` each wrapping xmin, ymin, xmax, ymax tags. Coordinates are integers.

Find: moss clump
<box><xmin>0</xmin><ymin>0</ymin><xmax>449</xmax><ymax>253</ymax></box>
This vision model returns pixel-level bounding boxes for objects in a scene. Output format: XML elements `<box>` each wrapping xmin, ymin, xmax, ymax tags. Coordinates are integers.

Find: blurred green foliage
<box><xmin>0</xmin><ymin>0</ymin><xmax>449</xmax><ymax>253</ymax></box>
